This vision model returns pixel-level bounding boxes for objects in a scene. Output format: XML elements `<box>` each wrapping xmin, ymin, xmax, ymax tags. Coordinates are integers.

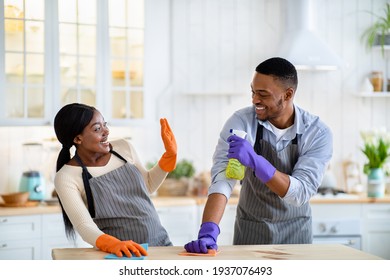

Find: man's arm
<box><xmin>201</xmin><ymin>193</ymin><xmax>228</xmax><ymax>223</ymax></box>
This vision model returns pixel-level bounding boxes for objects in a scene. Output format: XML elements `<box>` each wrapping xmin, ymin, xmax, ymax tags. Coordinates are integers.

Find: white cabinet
<box><xmin>362</xmin><ymin>204</ymin><xmax>390</xmax><ymax>259</ymax></box>
<box><xmin>311</xmin><ymin>202</ymin><xmax>390</xmax><ymax>260</ymax></box>
<box><xmin>0</xmin><ymin>215</ymin><xmax>41</xmax><ymax>260</ymax></box>
<box><xmin>157</xmin><ymin>205</ymin><xmax>198</xmax><ymax>246</ymax></box>
<box><xmin>40</xmin><ymin>213</ymin><xmax>90</xmax><ymax>260</ymax></box>
<box><xmin>0</xmin><ymin>213</ymin><xmax>90</xmax><ymax>260</ymax></box>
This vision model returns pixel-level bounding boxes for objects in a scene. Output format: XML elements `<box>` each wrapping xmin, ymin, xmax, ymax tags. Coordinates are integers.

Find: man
<box><xmin>185</xmin><ymin>57</ymin><xmax>333</xmax><ymax>253</ymax></box>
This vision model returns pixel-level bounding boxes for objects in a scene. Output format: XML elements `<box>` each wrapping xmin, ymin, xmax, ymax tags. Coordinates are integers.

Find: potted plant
<box><xmin>361</xmin><ymin>3</ymin><xmax>390</xmax><ymax>56</ymax></box>
<box><xmin>147</xmin><ymin>159</ymin><xmax>196</xmax><ymax>196</ymax></box>
<box><xmin>360</xmin><ymin>129</ymin><xmax>390</xmax><ymax>197</ymax></box>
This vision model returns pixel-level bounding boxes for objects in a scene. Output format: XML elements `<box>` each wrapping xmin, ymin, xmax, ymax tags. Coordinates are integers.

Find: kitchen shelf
<box><xmin>357</xmin><ymin>92</ymin><xmax>390</xmax><ymax>97</ymax></box>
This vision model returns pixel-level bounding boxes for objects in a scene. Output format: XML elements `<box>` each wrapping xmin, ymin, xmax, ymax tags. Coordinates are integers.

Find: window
<box><xmin>109</xmin><ymin>0</ymin><xmax>144</xmax><ymax>119</ymax></box>
<box><xmin>0</xmin><ymin>0</ymin><xmax>145</xmax><ymax>125</ymax></box>
<box><xmin>3</xmin><ymin>0</ymin><xmax>45</xmax><ymax>119</ymax></box>
<box><xmin>58</xmin><ymin>0</ymin><xmax>97</xmax><ymax>106</ymax></box>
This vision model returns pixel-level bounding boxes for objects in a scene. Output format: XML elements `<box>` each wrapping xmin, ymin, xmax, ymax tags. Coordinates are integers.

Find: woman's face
<box><xmin>74</xmin><ymin>110</ymin><xmax>110</xmax><ymax>156</ymax></box>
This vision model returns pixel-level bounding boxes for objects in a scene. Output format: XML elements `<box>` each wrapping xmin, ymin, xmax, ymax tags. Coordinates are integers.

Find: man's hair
<box><xmin>255</xmin><ymin>57</ymin><xmax>298</xmax><ymax>90</ymax></box>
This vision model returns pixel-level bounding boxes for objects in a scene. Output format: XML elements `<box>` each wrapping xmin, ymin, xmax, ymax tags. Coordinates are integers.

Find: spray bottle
<box><xmin>225</xmin><ymin>129</ymin><xmax>247</xmax><ymax>180</ymax></box>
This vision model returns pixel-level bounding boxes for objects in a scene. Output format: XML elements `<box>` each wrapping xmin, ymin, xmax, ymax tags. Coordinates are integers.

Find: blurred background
<box><xmin>0</xmin><ymin>0</ymin><xmax>389</xmax><ymax>196</ymax></box>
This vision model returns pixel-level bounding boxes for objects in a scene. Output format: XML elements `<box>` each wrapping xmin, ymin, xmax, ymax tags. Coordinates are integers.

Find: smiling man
<box><xmin>185</xmin><ymin>57</ymin><xmax>333</xmax><ymax>253</ymax></box>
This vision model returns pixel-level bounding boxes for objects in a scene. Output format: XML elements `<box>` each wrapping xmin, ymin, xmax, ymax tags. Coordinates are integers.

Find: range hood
<box><xmin>277</xmin><ymin>0</ymin><xmax>343</xmax><ymax>71</ymax></box>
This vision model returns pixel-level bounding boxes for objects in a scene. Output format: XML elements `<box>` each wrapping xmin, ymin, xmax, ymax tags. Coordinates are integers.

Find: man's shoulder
<box><xmin>295</xmin><ymin>105</ymin><xmax>331</xmax><ymax>135</ymax></box>
<box><xmin>233</xmin><ymin>106</ymin><xmax>255</xmax><ymax>118</ymax></box>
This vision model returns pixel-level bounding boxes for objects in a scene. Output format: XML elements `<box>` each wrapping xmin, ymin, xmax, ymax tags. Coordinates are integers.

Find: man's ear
<box><xmin>285</xmin><ymin>88</ymin><xmax>294</xmax><ymax>101</ymax></box>
<box><xmin>73</xmin><ymin>135</ymin><xmax>82</xmax><ymax>145</ymax></box>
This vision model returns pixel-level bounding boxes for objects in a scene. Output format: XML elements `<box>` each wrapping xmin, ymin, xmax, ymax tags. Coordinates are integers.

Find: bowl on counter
<box><xmin>1</xmin><ymin>191</ymin><xmax>30</xmax><ymax>206</ymax></box>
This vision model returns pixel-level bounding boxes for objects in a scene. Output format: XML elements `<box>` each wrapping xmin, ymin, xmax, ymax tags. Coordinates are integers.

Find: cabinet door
<box><xmin>362</xmin><ymin>204</ymin><xmax>390</xmax><ymax>260</ymax></box>
<box><xmin>0</xmin><ymin>215</ymin><xmax>42</xmax><ymax>260</ymax></box>
<box><xmin>0</xmin><ymin>215</ymin><xmax>41</xmax><ymax>241</ymax></box>
<box><xmin>41</xmin><ymin>213</ymin><xmax>92</xmax><ymax>259</ymax></box>
<box><xmin>0</xmin><ymin>238</ymin><xmax>41</xmax><ymax>260</ymax></box>
<box><xmin>156</xmin><ymin>205</ymin><xmax>198</xmax><ymax>246</ymax></box>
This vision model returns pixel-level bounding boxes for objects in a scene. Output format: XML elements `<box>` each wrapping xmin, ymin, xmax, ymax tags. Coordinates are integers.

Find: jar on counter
<box><xmin>370</xmin><ymin>71</ymin><xmax>383</xmax><ymax>92</ymax></box>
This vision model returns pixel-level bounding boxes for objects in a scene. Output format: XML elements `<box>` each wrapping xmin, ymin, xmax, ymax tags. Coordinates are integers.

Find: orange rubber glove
<box><xmin>96</xmin><ymin>234</ymin><xmax>148</xmax><ymax>258</ymax></box>
<box><xmin>158</xmin><ymin>118</ymin><xmax>177</xmax><ymax>172</ymax></box>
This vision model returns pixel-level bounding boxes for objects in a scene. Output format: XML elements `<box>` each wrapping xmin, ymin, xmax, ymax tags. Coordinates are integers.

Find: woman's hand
<box><xmin>158</xmin><ymin>118</ymin><xmax>177</xmax><ymax>172</ymax></box>
<box><xmin>96</xmin><ymin>234</ymin><xmax>148</xmax><ymax>258</ymax></box>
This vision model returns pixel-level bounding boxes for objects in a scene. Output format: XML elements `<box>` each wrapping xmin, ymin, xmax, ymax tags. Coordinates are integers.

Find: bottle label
<box><xmin>226</xmin><ymin>158</ymin><xmax>245</xmax><ymax>180</ymax></box>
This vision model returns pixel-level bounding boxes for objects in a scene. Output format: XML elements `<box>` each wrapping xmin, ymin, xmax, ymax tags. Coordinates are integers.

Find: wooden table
<box><xmin>52</xmin><ymin>244</ymin><xmax>382</xmax><ymax>260</ymax></box>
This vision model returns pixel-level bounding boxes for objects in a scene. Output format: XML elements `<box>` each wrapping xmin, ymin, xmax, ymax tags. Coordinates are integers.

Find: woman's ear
<box><xmin>73</xmin><ymin>135</ymin><xmax>82</xmax><ymax>145</ymax></box>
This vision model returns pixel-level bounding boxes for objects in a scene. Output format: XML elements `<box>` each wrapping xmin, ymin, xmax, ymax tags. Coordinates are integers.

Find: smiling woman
<box><xmin>52</xmin><ymin>102</ymin><xmax>178</xmax><ymax>258</ymax></box>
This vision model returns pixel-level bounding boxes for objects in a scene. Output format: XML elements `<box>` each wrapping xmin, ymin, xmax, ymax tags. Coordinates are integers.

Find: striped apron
<box><xmin>233</xmin><ymin>124</ymin><xmax>312</xmax><ymax>244</ymax></box>
<box><xmin>74</xmin><ymin>151</ymin><xmax>172</xmax><ymax>246</ymax></box>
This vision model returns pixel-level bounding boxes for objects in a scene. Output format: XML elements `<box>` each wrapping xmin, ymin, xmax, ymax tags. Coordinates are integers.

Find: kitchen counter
<box><xmin>1</xmin><ymin>195</ymin><xmax>390</xmax><ymax>216</ymax></box>
<box><xmin>52</xmin><ymin>244</ymin><xmax>382</xmax><ymax>260</ymax></box>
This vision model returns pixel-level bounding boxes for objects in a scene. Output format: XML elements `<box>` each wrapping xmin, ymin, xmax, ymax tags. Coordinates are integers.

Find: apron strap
<box><xmin>110</xmin><ymin>149</ymin><xmax>128</xmax><ymax>163</ymax></box>
<box><xmin>74</xmin><ymin>153</ymin><xmax>95</xmax><ymax>218</ymax></box>
<box><xmin>74</xmin><ymin>150</ymin><xmax>127</xmax><ymax>218</ymax></box>
<box><xmin>254</xmin><ymin>123</ymin><xmax>263</xmax><ymax>154</ymax></box>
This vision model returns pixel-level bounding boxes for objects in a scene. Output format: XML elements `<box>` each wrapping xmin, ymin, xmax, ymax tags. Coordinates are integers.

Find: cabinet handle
<box><xmin>0</xmin><ymin>218</ymin><xmax>8</xmax><ymax>223</ymax></box>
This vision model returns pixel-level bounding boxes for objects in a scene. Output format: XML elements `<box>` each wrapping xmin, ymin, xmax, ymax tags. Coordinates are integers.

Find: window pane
<box><xmin>61</xmin><ymin>87</ymin><xmax>77</xmax><ymax>105</ymax></box>
<box><xmin>79</xmin><ymin>25</ymin><xmax>96</xmax><ymax>55</ymax></box>
<box><xmin>5</xmin><ymin>52</ymin><xmax>23</xmax><ymax>79</ymax></box>
<box><xmin>111</xmin><ymin>58</ymin><xmax>126</xmax><ymax>85</ymax></box>
<box><xmin>130</xmin><ymin>90</ymin><xmax>143</xmax><ymax>118</ymax></box>
<box><xmin>110</xmin><ymin>28</ymin><xmax>127</xmax><ymax>57</ymax></box>
<box><xmin>4</xmin><ymin>1</ymin><xmax>23</xmax><ymax>19</ymax></box>
<box><xmin>25</xmin><ymin>0</ymin><xmax>44</xmax><ymax>20</ymax></box>
<box><xmin>79</xmin><ymin>57</ymin><xmax>96</xmax><ymax>86</ymax></box>
<box><xmin>78</xmin><ymin>0</ymin><xmax>96</xmax><ymax>24</ymax></box>
<box><xmin>27</xmin><ymin>87</ymin><xmax>44</xmax><ymax>118</ymax></box>
<box><xmin>26</xmin><ymin>21</ymin><xmax>44</xmax><ymax>53</ymax></box>
<box><xmin>5</xmin><ymin>20</ymin><xmax>24</xmax><ymax>51</ymax></box>
<box><xmin>58</xmin><ymin>0</ymin><xmax>77</xmax><ymax>22</ymax></box>
<box><xmin>112</xmin><ymin>90</ymin><xmax>126</xmax><ymax>118</ymax></box>
<box><xmin>109</xmin><ymin>0</ymin><xmax>126</xmax><ymax>27</ymax></box>
<box><xmin>6</xmin><ymin>86</ymin><xmax>24</xmax><ymax>118</ymax></box>
<box><xmin>127</xmin><ymin>0</ymin><xmax>144</xmax><ymax>28</ymax></box>
<box><xmin>128</xmin><ymin>29</ymin><xmax>143</xmax><ymax>57</ymax></box>
<box><xmin>26</xmin><ymin>54</ymin><xmax>44</xmax><ymax>84</ymax></box>
<box><xmin>60</xmin><ymin>55</ymin><xmax>77</xmax><ymax>85</ymax></box>
<box><xmin>129</xmin><ymin>60</ymin><xmax>143</xmax><ymax>86</ymax></box>
<box><xmin>111</xmin><ymin>90</ymin><xmax>143</xmax><ymax>119</ymax></box>
<box><xmin>80</xmin><ymin>89</ymin><xmax>96</xmax><ymax>106</ymax></box>
<box><xmin>59</xmin><ymin>23</ymin><xmax>77</xmax><ymax>54</ymax></box>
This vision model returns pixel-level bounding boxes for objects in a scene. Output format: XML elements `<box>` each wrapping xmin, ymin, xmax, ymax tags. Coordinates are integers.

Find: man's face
<box><xmin>251</xmin><ymin>73</ymin><xmax>292</xmax><ymax>126</ymax></box>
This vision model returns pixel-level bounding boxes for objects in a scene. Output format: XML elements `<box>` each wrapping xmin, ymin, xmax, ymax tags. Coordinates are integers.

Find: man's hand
<box><xmin>184</xmin><ymin>222</ymin><xmax>220</xmax><ymax>253</ymax></box>
<box><xmin>227</xmin><ymin>135</ymin><xmax>276</xmax><ymax>182</ymax></box>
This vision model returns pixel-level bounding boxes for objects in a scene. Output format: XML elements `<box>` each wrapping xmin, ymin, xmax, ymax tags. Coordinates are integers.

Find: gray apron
<box><xmin>233</xmin><ymin>123</ymin><xmax>312</xmax><ymax>244</ymax></box>
<box><xmin>75</xmin><ymin>150</ymin><xmax>172</xmax><ymax>246</ymax></box>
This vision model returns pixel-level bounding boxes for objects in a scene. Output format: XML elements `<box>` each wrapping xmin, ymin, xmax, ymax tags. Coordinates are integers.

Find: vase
<box><xmin>367</xmin><ymin>168</ymin><xmax>385</xmax><ymax>198</ymax></box>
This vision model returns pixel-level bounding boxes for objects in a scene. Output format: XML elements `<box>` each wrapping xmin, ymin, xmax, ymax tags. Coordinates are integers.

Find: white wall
<box><xmin>1</xmin><ymin>0</ymin><xmax>389</xmax><ymax>195</ymax></box>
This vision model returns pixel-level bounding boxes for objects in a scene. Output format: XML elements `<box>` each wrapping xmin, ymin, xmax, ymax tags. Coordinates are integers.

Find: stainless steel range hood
<box><xmin>277</xmin><ymin>0</ymin><xmax>343</xmax><ymax>71</ymax></box>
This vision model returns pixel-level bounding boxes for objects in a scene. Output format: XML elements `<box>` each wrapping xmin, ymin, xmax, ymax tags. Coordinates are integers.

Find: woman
<box><xmin>54</xmin><ymin>103</ymin><xmax>177</xmax><ymax>258</ymax></box>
